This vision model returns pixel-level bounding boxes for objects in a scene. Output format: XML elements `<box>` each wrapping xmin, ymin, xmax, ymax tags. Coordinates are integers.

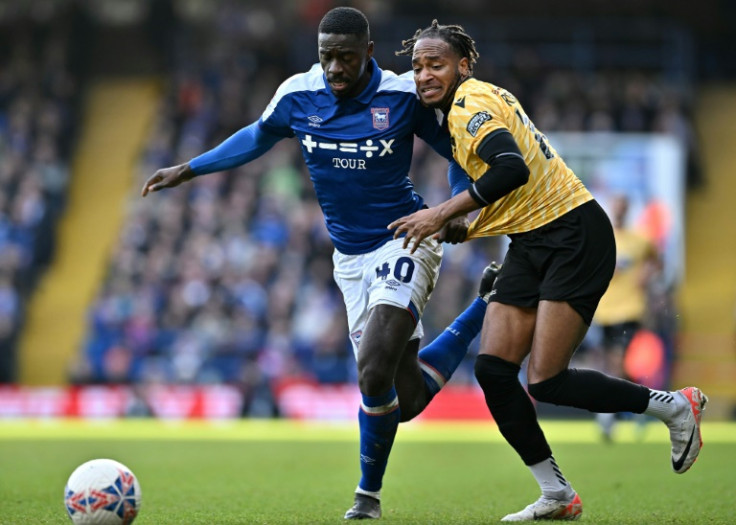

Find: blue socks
<box><xmin>355</xmin><ymin>298</ymin><xmax>486</xmax><ymax>494</ymax></box>
<box><xmin>358</xmin><ymin>388</ymin><xmax>401</xmax><ymax>493</ymax></box>
<box><xmin>418</xmin><ymin>297</ymin><xmax>487</xmax><ymax>397</ymax></box>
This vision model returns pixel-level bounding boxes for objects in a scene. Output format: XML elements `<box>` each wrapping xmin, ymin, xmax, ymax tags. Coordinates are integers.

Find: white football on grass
<box><xmin>64</xmin><ymin>458</ymin><xmax>142</xmax><ymax>525</ymax></box>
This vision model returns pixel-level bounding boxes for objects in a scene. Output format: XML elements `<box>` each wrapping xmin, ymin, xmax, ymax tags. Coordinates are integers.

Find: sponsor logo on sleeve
<box><xmin>466</xmin><ymin>111</ymin><xmax>492</xmax><ymax>137</ymax></box>
<box><xmin>500</xmin><ymin>91</ymin><xmax>517</xmax><ymax>106</ymax></box>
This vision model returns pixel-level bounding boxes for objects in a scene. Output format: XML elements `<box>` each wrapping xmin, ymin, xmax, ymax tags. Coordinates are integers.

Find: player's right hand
<box><xmin>436</xmin><ymin>216</ymin><xmax>469</xmax><ymax>244</ymax></box>
<box><xmin>141</xmin><ymin>163</ymin><xmax>195</xmax><ymax>197</ymax></box>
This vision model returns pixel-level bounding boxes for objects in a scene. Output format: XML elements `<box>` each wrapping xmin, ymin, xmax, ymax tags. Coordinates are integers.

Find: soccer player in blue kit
<box><xmin>142</xmin><ymin>7</ymin><xmax>498</xmax><ymax>520</ymax></box>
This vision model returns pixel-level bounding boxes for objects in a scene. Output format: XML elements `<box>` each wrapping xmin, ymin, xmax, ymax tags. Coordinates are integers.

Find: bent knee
<box><xmin>358</xmin><ymin>364</ymin><xmax>394</xmax><ymax>396</ymax></box>
<box><xmin>474</xmin><ymin>354</ymin><xmax>521</xmax><ymax>390</ymax></box>
<box><xmin>527</xmin><ymin>369</ymin><xmax>570</xmax><ymax>404</ymax></box>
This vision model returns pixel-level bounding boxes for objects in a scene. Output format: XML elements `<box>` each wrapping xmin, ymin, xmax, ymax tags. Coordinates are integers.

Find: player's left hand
<box><xmin>436</xmin><ymin>216</ymin><xmax>468</xmax><ymax>245</ymax></box>
<box><xmin>141</xmin><ymin>163</ymin><xmax>195</xmax><ymax>197</ymax></box>
<box><xmin>388</xmin><ymin>208</ymin><xmax>447</xmax><ymax>254</ymax></box>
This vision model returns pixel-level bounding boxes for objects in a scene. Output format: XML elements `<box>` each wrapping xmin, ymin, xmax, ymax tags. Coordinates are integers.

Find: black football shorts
<box><xmin>490</xmin><ymin>199</ymin><xmax>616</xmax><ymax>325</ymax></box>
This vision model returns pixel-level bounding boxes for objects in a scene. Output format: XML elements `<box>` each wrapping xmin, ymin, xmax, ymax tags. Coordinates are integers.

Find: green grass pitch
<box><xmin>1</xmin><ymin>419</ymin><xmax>734</xmax><ymax>524</ymax></box>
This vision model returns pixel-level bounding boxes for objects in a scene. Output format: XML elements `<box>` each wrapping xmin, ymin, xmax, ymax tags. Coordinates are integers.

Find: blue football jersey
<box><xmin>258</xmin><ymin>58</ymin><xmax>455</xmax><ymax>254</ymax></box>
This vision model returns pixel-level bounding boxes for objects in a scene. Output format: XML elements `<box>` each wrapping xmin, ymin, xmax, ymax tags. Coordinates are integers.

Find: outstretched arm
<box><xmin>141</xmin><ymin>121</ymin><xmax>282</xmax><ymax>196</ymax></box>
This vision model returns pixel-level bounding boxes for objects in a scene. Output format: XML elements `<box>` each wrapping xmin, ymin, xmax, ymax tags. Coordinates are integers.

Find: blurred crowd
<box><xmin>70</xmin><ymin>2</ymin><xmax>698</xmax><ymax>412</ymax></box>
<box><xmin>0</xmin><ymin>12</ymin><xmax>82</xmax><ymax>382</ymax></box>
<box><xmin>0</xmin><ymin>2</ymin><xmax>703</xmax><ymax>413</ymax></box>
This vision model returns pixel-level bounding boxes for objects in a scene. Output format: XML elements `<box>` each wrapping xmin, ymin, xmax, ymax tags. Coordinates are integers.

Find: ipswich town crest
<box><xmin>371</xmin><ymin>108</ymin><xmax>389</xmax><ymax>130</ymax></box>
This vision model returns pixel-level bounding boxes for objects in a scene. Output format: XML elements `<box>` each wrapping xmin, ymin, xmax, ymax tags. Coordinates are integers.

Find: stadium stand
<box><xmin>4</xmin><ymin>0</ymin><xmax>735</xmax><ymax>418</ymax></box>
<box><xmin>70</xmin><ymin>5</ymin><xmax>693</xmax><ymax>389</ymax></box>
<box><xmin>0</xmin><ymin>4</ymin><xmax>85</xmax><ymax>382</ymax></box>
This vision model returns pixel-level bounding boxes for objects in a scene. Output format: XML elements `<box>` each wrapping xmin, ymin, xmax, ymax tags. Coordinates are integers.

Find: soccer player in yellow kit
<box><xmin>391</xmin><ymin>20</ymin><xmax>707</xmax><ymax>522</ymax></box>
<box><xmin>594</xmin><ymin>194</ymin><xmax>661</xmax><ymax>440</ymax></box>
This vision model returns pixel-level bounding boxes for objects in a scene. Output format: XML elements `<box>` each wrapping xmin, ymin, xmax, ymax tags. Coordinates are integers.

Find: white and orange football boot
<box><xmin>501</xmin><ymin>492</ymin><xmax>582</xmax><ymax>521</ymax></box>
<box><xmin>669</xmin><ymin>386</ymin><xmax>708</xmax><ymax>474</ymax></box>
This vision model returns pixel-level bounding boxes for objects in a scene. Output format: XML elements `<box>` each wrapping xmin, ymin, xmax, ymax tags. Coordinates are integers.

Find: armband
<box><xmin>468</xmin><ymin>130</ymin><xmax>529</xmax><ymax>206</ymax></box>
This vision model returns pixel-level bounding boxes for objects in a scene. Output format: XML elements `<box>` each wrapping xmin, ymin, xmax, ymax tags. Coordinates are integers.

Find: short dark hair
<box><xmin>318</xmin><ymin>7</ymin><xmax>369</xmax><ymax>39</ymax></box>
<box><xmin>396</xmin><ymin>20</ymin><xmax>479</xmax><ymax>73</ymax></box>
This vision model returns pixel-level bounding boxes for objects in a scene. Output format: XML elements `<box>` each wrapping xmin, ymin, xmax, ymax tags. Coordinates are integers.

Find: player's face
<box><xmin>318</xmin><ymin>33</ymin><xmax>374</xmax><ymax>99</ymax></box>
<box><xmin>412</xmin><ymin>38</ymin><xmax>468</xmax><ymax>110</ymax></box>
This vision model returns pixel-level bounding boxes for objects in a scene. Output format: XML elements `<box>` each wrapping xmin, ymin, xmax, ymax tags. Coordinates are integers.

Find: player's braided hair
<box><xmin>319</xmin><ymin>7</ymin><xmax>370</xmax><ymax>39</ymax></box>
<box><xmin>396</xmin><ymin>20</ymin><xmax>479</xmax><ymax>73</ymax></box>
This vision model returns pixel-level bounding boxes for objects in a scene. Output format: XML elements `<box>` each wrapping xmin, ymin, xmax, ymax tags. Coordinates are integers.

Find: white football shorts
<box><xmin>333</xmin><ymin>236</ymin><xmax>443</xmax><ymax>358</ymax></box>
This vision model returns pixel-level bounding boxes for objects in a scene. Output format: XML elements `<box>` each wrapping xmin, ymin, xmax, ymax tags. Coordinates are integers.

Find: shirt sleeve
<box><xmin>448</xmin><ymin>161</ymin><xmax>472</xmax><ymax>196</ymax></box>
<box><xmin>415</xmin><ymin>104</ymin><xmax>471</xmax><ymax>197</ymax></box>
<box><xmin>189</xmin><ymin>121</ymin><xmax>282</xmax><ymax>175</ymax></box>
<box><xmin>259</xmin><ymin>75</ymin><xmax>299</xmax><ymax>137</ymax></box>
<box><xmin>412</xmin><ymin>102</ymin><xmax>473</xmax><ymax>196</ymax></box>
<box><xmin>412</xmin><ymin>103</ymin><xmax>454</xmax><ymax>160</ymax></box>
<box><xmin>189</xmin><ymin>74</ymin><xmax>307</xmax><ymax>175</ymax></box>
<box><xmin>451</xmin><ymin>90</ymin><xmax>509</xmax><ymax>158</ymax></box>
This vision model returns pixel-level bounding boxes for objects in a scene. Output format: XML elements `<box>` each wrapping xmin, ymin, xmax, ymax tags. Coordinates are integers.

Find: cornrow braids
<box><xmin>396</xmin><ymin>20</ymin><xmax>479</xmax><ymax>73</ymax></box>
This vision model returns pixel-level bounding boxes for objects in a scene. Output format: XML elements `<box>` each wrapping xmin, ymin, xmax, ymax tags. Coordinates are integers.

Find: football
<box><xmin>64</xmin><ymin>458</ymin><xmax>142</xmax><ymax>525</ymax></box>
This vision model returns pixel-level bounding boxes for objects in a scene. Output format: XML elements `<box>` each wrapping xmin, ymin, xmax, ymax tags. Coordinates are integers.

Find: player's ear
<box><xmin>459</xmin><ymin>57</ymin><xmax>470</xmax><ymax>77</ymax></box>
<box><xmin>367</xmin><ymin>40</ymin><xmax>375</xmax><ymax>59</ymax></box>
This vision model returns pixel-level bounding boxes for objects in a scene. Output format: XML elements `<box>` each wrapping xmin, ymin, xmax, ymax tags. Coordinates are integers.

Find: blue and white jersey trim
<box><xmin>262</xmin><ymin>64</ymin><xmax>325</xmax><ymax>122</ymax></box>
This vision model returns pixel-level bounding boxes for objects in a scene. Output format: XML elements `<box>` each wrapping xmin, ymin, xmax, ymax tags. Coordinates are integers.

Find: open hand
<box><xmin>388</xmin><ymin>207</ymin><xmax>448</xmax><ymax>253</ymax></box>
<box><xmin>141</xmin><ymin>164</ymin><xmax>194</xmax><ymax>197</ymax></box>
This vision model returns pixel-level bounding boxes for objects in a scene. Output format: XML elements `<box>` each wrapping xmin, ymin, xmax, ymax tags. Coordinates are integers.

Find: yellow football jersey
<box><xmin>594</xmin><ymin>228</ymin><xmax>657</xmax><ymax>325</ymax></box>
<box><xmin>446</xmin><ymin>78</ymin><xmax>593</xmax><ymax>237</ymax></box>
